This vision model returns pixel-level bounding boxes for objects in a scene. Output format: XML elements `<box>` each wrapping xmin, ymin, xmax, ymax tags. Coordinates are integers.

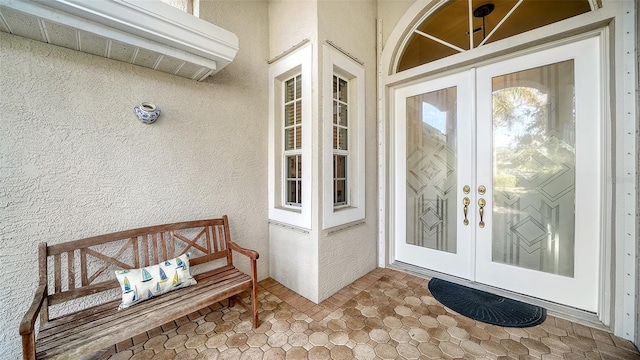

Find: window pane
<box><xmin>285</xmin><ymin>103</ymin><xmax>295</xmax><ymax>127</ymax></box>
<box><xmin>285</xmin><ymin>78</ymin><xmax>295</xmax><ymax>102</ymax></box>
<box><xmin>492</xmin><ymin>60</ymin><xmax>576</xmax><ymax>277</ymax></box>
<box><xmin>334</xmin><ymin>180</ymin><xmax>347</xmax><ymax>205</ymax></box>
<box><xmin>333</xmin><ymin>102</ymin><xmax>338</xmax><ymax>124</ymax></box>
<box><xmin>406</xmin><ymin>86</ymin><xmax>458</xmax><ymax>253</ymax></box>
<box><xmin>287</xmin><ymin>181</ymin><xmax>299</xmax><ymax>205</ymax></box>
<box><xmin>339</xmin><ymin>104</ymin><xmax>348</xmax><ymax>126</ymax></box>
<box><xmin>295</xmin><ymin>75</ymin><xmax>302</xmax><ymax>99</ymax></box>
<box><xmin>334</xmin><ymin>155</ymin><xmax>347</xmax><ymax>178</ymax></box>
<box><xmin>338</xmin><ymin>127</ymin><xmax>348</xmax><ymax>150</ymax></box>
<box><xmin>295</xmin><ymin>100</ymin><xmax>302</xmax><ymax>124</ymax></box>
<box><xmin>338</xmin><ymin>78</ymin><xmax>348</xmax><ymax>102</ymax></box>
<box><xmin>285</xmin><ymin>128</ymin><xmax>294</xmax><ymax>150</ymax></box>
<box><xmin>296</xmin><ymin>126</ymin><xmax>302</xmax><ymax>149</ymax></box>
<box><xmin>333</xmin><ymin>76</ymin><xmax>338</xmax><ymax>100</ymax></box>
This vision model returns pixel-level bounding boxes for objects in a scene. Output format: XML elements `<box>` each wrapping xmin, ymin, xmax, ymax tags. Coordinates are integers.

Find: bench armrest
<box><xmin>229</xmin><ymin>241</ymin><xmax>259</xmax><ymax>261</ymax></box>
<box><xmin>20</xmin><ymin>284</ymin><xmax>47</xmax><ymax>336</ymax></box>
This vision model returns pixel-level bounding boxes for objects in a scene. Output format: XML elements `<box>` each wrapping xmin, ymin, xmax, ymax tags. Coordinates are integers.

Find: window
<box><xmin>322</xmin><ymin>45</ymin><xmax>365</xmax><ymax>229</ymax></box>
<box><xmin>284</xmin><ymin>75</ymin><xmax>303</xmax><ymax>207</ymax></box>
<box><xmin>333</xmin><ymin>75</ymin><xmax>349</xmax><ymax>207</ymax></box>
<box><xmin>397</xmin><ymin>0</ymin><xmax>592</xmax><ymax>72</ymax></box>
<box><xmin>268</xmin><ymin>43</ymin><xmax>312</xmax><ymax>229</ymax></box>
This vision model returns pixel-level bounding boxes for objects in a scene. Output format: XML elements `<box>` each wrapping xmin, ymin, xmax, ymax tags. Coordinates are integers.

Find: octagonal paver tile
<box><xmin>360</xmin><ymin>306</ymin><xmax>378</xmax><ymax>318</ymax></box>
<box><xmin>218</xmin><ymin>348</ymin><xmax>242</xmax><ymax>360</ymax></box>
<box><xmin>447</xmin><ymin>326</ymin><xmax>470</xmax><ymax>342</ymax></box>
<box><xmin>185</xmin><ymin>334</ymin><xmax>208</xmax><ymax>349</ymax></box>
<box><xmin>374</xmin><ymin>343</ymin><xmax>398</xmax><ymax>359</ymax></box>
<box><xmin>397</xmin><ymin>343</ymin><xmax>420</xmax><ymax>359</ymax></box>
<box><xmin>286</xmin><ymin>347</ymin><xmax>308</xmax><ymax>359</ymax></box>
<box><xmin>308</xmin><ymin>346</ymin><xmax>330</xmax><ymax>360</ymax></box>
<box><xmin>164</xmin><ymin>334</ymin><xmax>188</xmax><ymax>350</ymax></box>
<box><xmin>382</xmin><ymin>316</ymin><xmax>402</xmax><ymax>329</ymax></box>
<box><xmin>369</xmin><ymin>328</ymin><xmax>391</xmax><ymax>343</ymax></box>
<box><xmin>481</xmin><ymin>339</ymin><xmax>508</xmax><ymax>358</ymax></box>
<box><xmin>501</xmin><ymin>338</ymin><xmax>529</xmax><ymax>356</ymax></box>
<box><xmin>246</xmin><ymin>333</ymin><xmax>268</xmax><ymax>348</ymax></box>
<box><xmin>521</xmin><ymin>337</ymin><xmax>551</xmax><ymax>357</ymax></box>
<box><xmin>436</xmin><ymin>315</ymin><xmax>458</xmax><ymax>328</ymax></box>
<box><xmin>288</xmin><ymin>332</ymin><xmax>308</xmax><ymax>347</ymax></box>
<box><xmin>177</xmin><ymin>322</ymin><xmax>199</xmax><ymax>335</ymax></box>
<box><xmin>427</xmin><ymin>327</ymin><xmax>451</xmax><ymax>342</ymax></box>
<box><xmin>309</xmin><ymin>331</ymin><xmax>329</xmax><ymax>346</ymax></box>
<box><xmin>460</xmin><ymin>339</ymin><xmax>487</xmax><ymax>357</ymax></box>
<box><xmin>263</xmin><ymin>348</ymin><xmax>286</xmax><ymax>360</ymax></box>
<box><xmin>439</xmin><ymin>341</ymin><xmax>465</xmax><ymax>358</ymax></box>
<box><xmin>330</xmin><ymin>345</ymin><xmax>352</xmax><ymax>360</ymax></box>
<box><xmin>195</xmin><ymin>322</ymin><xmax>217</xmax><ymax>335</ymax></box>
<box><xmin>346</xmin><ymin>316</ymin><xmax>365</xmax><ymax>330</ymax></box>
<box><xmin>290</xmin><ymin>320</ymin><xmax>309</xmax><ymax>333</ymax></box>
<box><xmin>143</xmin><ymin>335</ymin><xmax>168</xmax><ymax>351</ymax></box>
<box><xmin>267</xmin><ymin>332</ymin><xmax>288</xmax><ymax>348</ymax></box>
<box><xmin>408</xmin><ymin>328</ymin><xmax>430</xmax><ymax>342</ymax></box>
<box><xmin>394</xmin><ymin>305</ymin><xmax>413</xmax><ymax>317</ymax></box>
<box><xmin>238</xmin><ymin>347</ymin><xmax>263</xmax><ymax>360</ymax></box>
<box><xmin>329</xmin><ymin>331</ymin><xmax>349</xmax><ymax>345</ymax></box>
<box><xmin>352</xmin><ymin>344</ymin><xmax>376</xmax><ymax>360</ymax></box>
<box><xmin>466</xmin><ymin>326</ymin><xmax>491</xmax><ymax>341</ymax></box>
<box><xmin>389</xmin><ymin>328</ymin><xmax>411</xmax><ymax>343</ymax></box>
<box><xmin>418</xmin><ymin>315</ymin><xmax>439</xmax><ymax>328</ymax></box>
<box><xmin>349</xmin><ymin>330</ymin><xmax>370</xmax><ymax>344</ymax></box>
<box><xmin>271</xmin><ymin>320</ymin><xmax>290</xmax><ymax>333</ymax></box>
<box><xmin>226</xmin><ymin>333</ymin><xmax>248</xmax><ymax>348</ymax></box>
<box><xmin>418</xmin><ymin>342</ymin><xmax>443</xmax><ymax>359</ymax></box>
<box><xmin>327</xmin><ymin>319</ymin><xmax>346</xmax><ymax>331</ymax></box>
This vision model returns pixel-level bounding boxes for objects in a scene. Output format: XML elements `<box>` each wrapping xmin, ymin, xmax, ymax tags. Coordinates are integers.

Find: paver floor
<box><xmin>101</xmin><ymin>268</ymin><xmax>640</xmax><ymax>359</ymax></box>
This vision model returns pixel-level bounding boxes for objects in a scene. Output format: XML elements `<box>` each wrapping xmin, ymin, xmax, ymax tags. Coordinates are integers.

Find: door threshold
<box><xmin>390</xmin><ymin>261</ymin><xmax>609</xmax><ymax>332</ymax></box>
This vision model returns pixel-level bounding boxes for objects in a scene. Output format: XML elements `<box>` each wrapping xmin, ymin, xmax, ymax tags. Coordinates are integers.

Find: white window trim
<box><xmin>322</xmin><ymin>45</ymin><xmax>365</xmax><ymax>229</ymax></box>
<box><xmin>268</xmin><ymin>44</ymin><xmax>312</xmax><ymax>229</ymax></box>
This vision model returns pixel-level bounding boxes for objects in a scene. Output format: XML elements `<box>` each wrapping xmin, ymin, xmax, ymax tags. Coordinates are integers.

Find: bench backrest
<box><xmin>39</xmin><ymin>216</ymin><xmax>235</xmax><ymax>319</ymax></box>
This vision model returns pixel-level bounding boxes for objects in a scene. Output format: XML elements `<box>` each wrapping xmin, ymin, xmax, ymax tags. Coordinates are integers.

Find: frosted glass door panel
<box><xmin>492</xmin><ymin>60</ymin><xmax>576</xmax><ymax>277</ymax></box>
<box><xmin>395</xmin><ymin>71</ymin><xmax>473</xmax><ymax>279</ymax></box>
<box><xmin>406</xmin><ymin>87</ymin><xmax>458</xmax><ymax>253</ymax></box>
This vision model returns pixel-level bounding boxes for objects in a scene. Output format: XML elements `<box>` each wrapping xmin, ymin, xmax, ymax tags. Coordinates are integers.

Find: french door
<box><xmin>394</xmin><ymin>36</ymin><xmax>602</xmax><ymax>312</ymax></box>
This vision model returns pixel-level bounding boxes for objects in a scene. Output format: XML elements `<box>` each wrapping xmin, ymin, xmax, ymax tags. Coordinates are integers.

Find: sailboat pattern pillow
<box><xmin>115</xmin><ymin>253</ymin><xmax>197</xmax><ymax>309</ymax></box>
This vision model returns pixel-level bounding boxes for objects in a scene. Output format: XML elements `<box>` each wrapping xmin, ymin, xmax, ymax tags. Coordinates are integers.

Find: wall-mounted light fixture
<box><xmin>134</xmin><ymin>102</ymin><xmax>161</xmax><ymax>124</ymax></box>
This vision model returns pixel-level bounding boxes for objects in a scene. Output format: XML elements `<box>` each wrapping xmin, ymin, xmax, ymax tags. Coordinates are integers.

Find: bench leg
<box><xmin>22</xmin><ymin>332</ymin><xmax>36</xmax><ymax>360</ymax></box>
<box><xmin>251</xmin><ymin>283</ymin><xmax>259</xmax><ymax>328</ymax></box>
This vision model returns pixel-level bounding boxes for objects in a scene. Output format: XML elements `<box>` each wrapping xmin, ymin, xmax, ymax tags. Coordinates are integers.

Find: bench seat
<box><xmin>20</xmin><ymin>217</ymin><xmax>259</xmax><ymax>360</ymax></box>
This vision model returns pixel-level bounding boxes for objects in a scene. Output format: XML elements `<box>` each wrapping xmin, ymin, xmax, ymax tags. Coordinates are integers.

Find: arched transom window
<box><xmin>397</xmin><ymin>0</ymin><xmax>594</xmax><ymax>72</ymax></box>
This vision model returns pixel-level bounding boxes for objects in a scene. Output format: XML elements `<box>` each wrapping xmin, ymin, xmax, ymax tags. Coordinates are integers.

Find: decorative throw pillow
<box><xmin>115</xmin><ymin>253</ymin><xmax>197</xmax><ymax>309</ymax></box>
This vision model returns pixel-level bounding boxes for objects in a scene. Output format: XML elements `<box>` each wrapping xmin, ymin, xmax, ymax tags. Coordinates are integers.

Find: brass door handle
<box><xmin>463</xmin><ymin>197</ymin><xmax>470</xmax><ymax>225</ymax></box>
<box><xmin>478</xmin><ymin>198</ymin><xmax>486</xmax><ymax>228</ymax></box>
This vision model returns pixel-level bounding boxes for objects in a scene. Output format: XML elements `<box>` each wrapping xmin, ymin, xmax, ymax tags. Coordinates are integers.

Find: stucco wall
<box><xmin>267</xmin><ymin>0</ymin><xmax>321</xmax><ymax>302</ymax></box>
<box><xmin>316</xmin><ymin>0</ymin><xmax>379</xmax><ymax>302</ymax></box>
<box><xmin>0</xmin><ymin>1</ymin><xmax>269</xmax><ymax>357</ymax></box>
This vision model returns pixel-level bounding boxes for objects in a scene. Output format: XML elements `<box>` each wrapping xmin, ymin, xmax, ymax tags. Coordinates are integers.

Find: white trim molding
<box><xmin>268</xmin><ymin>43</ymin><xmax>313</xmax><ymax>230</ymax></box>
<box><xmin>322</xmin><ymin>44</ymin><xmax>366</xmax><ymax>229</ymax></box>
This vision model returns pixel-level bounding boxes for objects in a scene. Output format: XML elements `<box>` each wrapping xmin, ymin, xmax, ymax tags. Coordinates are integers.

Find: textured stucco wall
<box><xmin>267</xmin><ymin>0</ymin><xmax>321</xmax><ymax>303</ymax></box>
<box><xmin>0</xmin><ymin>1</ymin><xmax>269</xmax><ymax>357</ymax></box>
<box><xmin>377</xmin><ymin>0</ymin><xmax>415</xmax><ymax>46</ymax></box>
<box><xmin>316</xmin><ymin>0</ymin><xmax>378</xmax><ymax>302</ymax></box>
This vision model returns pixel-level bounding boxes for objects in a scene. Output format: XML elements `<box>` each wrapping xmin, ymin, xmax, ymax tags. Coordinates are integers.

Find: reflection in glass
<box><xmin>406</xmin><ymin>87</ymin><xmax>457</xmax><ymax>253</ymax></box>
<box><xmin>492</xmin><ymin>60</ymin><xmax>575</xmax><ymax>277</ymax></box>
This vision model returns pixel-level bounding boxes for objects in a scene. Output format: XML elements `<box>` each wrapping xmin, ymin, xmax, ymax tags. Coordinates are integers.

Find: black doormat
<box><xmin>428</xmin><ymin>278</ymin><xmax>546</xmax><ymax>328</ymax></box>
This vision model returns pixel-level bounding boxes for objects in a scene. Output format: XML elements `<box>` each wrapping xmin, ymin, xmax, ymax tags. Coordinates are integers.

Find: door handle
<box><xmin>463</xmin><ymin>197</ymin><xmax>470</xmax><ymax>225</ymax></box>
<box><xmin>478</xmin><ymin>198</ymin><xmax>486</xmax><ymax>228</ymax></box>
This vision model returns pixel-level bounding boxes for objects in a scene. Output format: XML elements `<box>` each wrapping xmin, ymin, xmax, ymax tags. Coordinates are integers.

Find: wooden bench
<box><xmin>20</xmin><ymin>216</ymin><xmax>259</xmax><ymax>360</ymax></box>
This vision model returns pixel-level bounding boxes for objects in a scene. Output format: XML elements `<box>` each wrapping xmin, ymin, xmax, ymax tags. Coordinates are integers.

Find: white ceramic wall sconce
<box><xmin>134</xmin><ymin>102</ymin><xmax>161</xmax><ymax>124</ymax></box>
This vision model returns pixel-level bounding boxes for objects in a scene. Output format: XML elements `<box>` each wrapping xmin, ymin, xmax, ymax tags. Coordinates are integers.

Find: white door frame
<box><xmin>377</xmin><ymin>2</ymin><xmax>636</xmax><ymax>340</ymax></box>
